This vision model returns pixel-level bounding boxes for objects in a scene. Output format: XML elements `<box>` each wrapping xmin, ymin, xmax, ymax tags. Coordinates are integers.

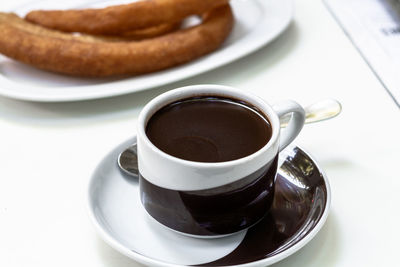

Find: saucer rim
<box><xmin>87</xmin><ymin>136</ymin><xmax>331</xmax><ymax>267</ymax></box>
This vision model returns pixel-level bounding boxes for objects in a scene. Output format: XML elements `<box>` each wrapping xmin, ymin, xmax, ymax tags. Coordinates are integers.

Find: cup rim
<box><xmin>137</xmin><ymin>84</ymin><xmax>281</xmax><ymax>168</ymax></box>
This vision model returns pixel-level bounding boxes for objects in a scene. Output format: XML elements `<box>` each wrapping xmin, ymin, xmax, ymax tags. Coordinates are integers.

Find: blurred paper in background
<box><xmin>325</xmin><ymin>0</ymin><xmax>400</xmax><ymax>107</ymax></box>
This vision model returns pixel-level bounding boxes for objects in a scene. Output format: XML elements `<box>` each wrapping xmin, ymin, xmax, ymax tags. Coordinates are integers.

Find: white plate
<box><xmin>0</xmin><ymin>0</ymin><xmax>293</xmax><ymax>102</ymax></box>
<box><xmin>88</xmin><ymin>137</ymin><xmax>331</xmax><ymax>267</ymax></box>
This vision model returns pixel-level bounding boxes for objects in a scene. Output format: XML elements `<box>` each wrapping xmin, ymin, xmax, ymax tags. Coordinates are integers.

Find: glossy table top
<box><xmin>1</xmin><ymin>0</ymin><xmax>399</xmax><ymax>266</ymax></box>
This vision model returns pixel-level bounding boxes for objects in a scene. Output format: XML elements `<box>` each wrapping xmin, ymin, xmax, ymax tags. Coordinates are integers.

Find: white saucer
<box><xmin>87</xmin><ymin>137</ymin><xmax>331</xmax><ymax>267</ymax></box>
<box><xmin>0</xmin><ymin>0</ymin><xmax>293</xmax><ymax>102</ymax></box>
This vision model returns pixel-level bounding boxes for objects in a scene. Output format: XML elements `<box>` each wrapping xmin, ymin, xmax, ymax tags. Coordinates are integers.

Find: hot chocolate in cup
<box><xmin>137</xmin><ymin>85</ymin><xmax>305</xmax><ymax>238</ymax></box>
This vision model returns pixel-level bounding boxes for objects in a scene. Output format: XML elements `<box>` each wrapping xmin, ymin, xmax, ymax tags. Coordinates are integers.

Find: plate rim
<box><xmin>87</xmin><ymin>136</ymin><xmax>331</xmax><ymax>267</ymax></box>
<box><xmin>0</xmin><ymin>0</ymin><xmax>294</xmax><ymax>102</ymax></box>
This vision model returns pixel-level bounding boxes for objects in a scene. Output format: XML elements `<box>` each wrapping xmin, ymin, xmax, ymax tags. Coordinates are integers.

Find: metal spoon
<box><xmin>279</xmin><ymin>98</ymin><xmax>342</xmax><ymax>127</ymax></box>
<box><xmin>118</xmin><ymin>99</ymin><xmax>342</xmax><ymax>177</ymax></box>
<box><xmin>118</xmin><ymin>144</ymin><xmax>139</xmax><ymax>177</ymax></box>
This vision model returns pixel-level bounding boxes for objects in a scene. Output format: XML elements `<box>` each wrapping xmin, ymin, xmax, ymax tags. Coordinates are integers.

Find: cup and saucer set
<box><xmin>88</xmin><ymin>85</ymin><xmax>331</xmax><ymax>267</ymax></box>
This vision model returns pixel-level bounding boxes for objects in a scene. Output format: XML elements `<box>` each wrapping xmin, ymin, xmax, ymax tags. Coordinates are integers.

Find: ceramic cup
<box><xmin>137</xmin><ymin>85</ymin><xmax>305</xmax><ymax>238</ymax></box>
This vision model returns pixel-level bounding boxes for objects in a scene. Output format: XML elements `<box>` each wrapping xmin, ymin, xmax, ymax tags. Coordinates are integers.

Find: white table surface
<box><xmin>1</xmin><ymin>0</ymin><xmax>399</xmax><ymax>266</ymax></box>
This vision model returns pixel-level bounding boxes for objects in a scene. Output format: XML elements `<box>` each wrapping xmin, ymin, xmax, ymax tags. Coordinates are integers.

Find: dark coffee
<box><xmin>145</xmin><ymin>96</ymin><xmax>272</xmax><ymax>162</ymax></box>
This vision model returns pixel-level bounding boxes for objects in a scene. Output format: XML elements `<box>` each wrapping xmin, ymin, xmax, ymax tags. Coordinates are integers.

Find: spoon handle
<box><xmin>280</xmin><ymin>99</ymin><xmax>342</xmax><ymax>128</ymax></box>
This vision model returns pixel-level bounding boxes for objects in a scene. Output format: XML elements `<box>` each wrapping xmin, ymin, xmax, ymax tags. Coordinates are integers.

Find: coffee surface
<box><xmin>146</xmin><ymin>97</ymin><xmax>272</xmax><ymax>162</ymax></box>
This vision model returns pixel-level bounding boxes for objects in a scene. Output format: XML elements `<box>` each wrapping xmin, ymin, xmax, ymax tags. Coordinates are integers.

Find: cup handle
<box><xmin>272</xmin><ymin>100</ymin><xmax>306</xmax><ymax>152</ymax></box>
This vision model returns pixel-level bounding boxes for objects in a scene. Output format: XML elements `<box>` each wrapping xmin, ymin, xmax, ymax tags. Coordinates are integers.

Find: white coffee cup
<box><xmin>137</xmin><ymin>85</ymin><xmax>305</xmax><ymax>238</ymax></box>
